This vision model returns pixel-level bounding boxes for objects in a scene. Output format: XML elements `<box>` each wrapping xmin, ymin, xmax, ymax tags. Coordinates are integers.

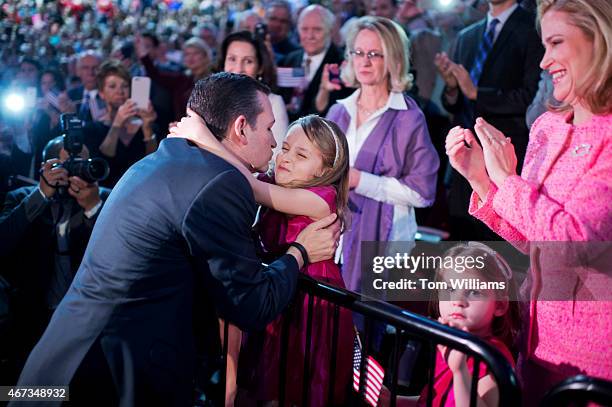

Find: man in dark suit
<box><xmin>0</xmin><ymin>137</ymin><xmax>110</xmax><ymax>385</ymax></box>
<box><xmin>66</xmin><ymin>51</ymin><xmax>106</xmax><ymax>123</ymax></box>
<box><xmin>280</xmin><ymin>4</ymin><xmax>351</xmax><ymax>121</ymax></box>
<box><xmin>13</xmin><ymin>73</ymin><xmax>338</xmax><ymax>406</ymax></box>
<box><xmin>435</xmin><ymin>0</ymin><xmax>543</xmax><ymax>240</ymax></box>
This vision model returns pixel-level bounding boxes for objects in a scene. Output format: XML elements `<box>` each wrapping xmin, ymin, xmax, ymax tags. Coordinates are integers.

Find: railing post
<box><xmin>301</xmin><ymin>293</ymin><xmax>315</xmax><ymax>406</ymax></box>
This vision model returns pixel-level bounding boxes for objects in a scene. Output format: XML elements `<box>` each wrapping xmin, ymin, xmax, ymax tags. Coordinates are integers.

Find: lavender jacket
<box><xmin>327</xmin><ymin>94</ymin><xmax>439</xmax><ymax>292</ymax></box>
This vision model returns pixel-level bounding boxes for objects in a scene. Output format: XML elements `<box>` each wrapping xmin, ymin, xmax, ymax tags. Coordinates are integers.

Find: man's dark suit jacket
<box><xmin>14</xmin><ymin>139</ymin><xmax>300</xmax><ymax>406</ymax></box>
<box><xmin>281</xmin><ymin>45</ymin><xmax>352</xmax><ymax>121</ymax></box>
<box><xmin>67</xmin><ymin>86</ymin><xmax>105</xmax><ymax>123</ymax></box>
<box><xmin>0</xmin><ymin>185</ymin><xmax>111</xmax><ymax>382</ymax></box>
<box><xmin>444</xmin><ymin>6</ymin><xmax>543</xmax><ymax>219</ymax></box>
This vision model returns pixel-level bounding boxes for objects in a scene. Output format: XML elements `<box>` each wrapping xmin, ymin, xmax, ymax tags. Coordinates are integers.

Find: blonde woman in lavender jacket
<box><xmin>445</xmin><ymin>0</ymin><xmax>612</xmax><ymax>404</ymax></box>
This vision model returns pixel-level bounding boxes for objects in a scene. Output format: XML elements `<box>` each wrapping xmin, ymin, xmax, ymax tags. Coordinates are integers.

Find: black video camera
<box><xmin>56</xmin><ymin>114</ymin><xmax>109</xmax><ymax>184</ymax></box>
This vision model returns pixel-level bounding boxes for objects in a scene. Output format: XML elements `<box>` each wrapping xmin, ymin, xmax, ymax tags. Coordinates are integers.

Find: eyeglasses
<box><xmin>349</xmin><ymin>49</ymin><xmax>384</xmax><ymax>61</ymax></box>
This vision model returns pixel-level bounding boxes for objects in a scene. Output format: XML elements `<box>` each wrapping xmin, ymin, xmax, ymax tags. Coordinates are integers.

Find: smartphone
<box><xmin>254</xmin><ymin>23</ymin><xmax>267</xmax><ymax>43</ymax></box>
<box><xmin>328</xmin><ymin>65</ymin><xmax>341</xmax><ymax>85</ymax></box>
<box><xmin>131</xmin><ymin>76</ymin><xmax>151</xmax><ymax>110</ymax></box>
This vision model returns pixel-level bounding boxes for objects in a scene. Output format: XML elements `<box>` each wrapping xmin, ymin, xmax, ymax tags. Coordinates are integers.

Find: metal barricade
<box><xmin>262</xmin><ymin>274</ymin><xmax>521</xmax><ymax>407</ymax></box>
<box><xmin>540</xmin><ymin>375</ymin><xmax>612</xmax><ymax>407</ymax></box>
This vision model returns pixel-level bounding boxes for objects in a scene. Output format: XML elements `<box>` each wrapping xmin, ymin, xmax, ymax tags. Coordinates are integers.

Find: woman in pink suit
<box><xmin>445</xmin><ymin>0</ymin><xmax>612</xmax><ymax>404</ymax></box>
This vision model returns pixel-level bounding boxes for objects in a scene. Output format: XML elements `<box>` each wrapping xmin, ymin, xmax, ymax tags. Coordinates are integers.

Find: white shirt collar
<box><xmin>338</xmin><ymin>89</ymin><xmax>407</xmax><ymax>121</ymax></box>
<box><xmin>487</xmin><ymin>3</ymin><xmax>519</xmax><ymax>29</ymax></box>
<box><xmin>83</xmin><ymin>89</ymin><xmax>98</xmax><ymax>99</ymax></box>
<box><xmin>302</xmin><ymin>47</ymin><xmax>328</xmax><ymax>82</ymax></box>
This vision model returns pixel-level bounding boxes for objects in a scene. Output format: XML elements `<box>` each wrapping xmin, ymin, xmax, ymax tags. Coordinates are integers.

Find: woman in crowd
<box><xmin>137</xmin><ymin>36</ymin><xmax>211</xmax><ymax>122</ymax></box>
<box><xmin>218</xmin><ymin>31</ymin><xmax>288</xmax><ymax>159</ymax></box>
<box><xmin>86</xmin><ymin>60</ymin><xmax>158</xmax><ymax>187</ymax></box>
<box><xmin>323</xmin><ymin>16</ymin><xmax>439</xmax><ymax>292</ymax></box>
<box><xmin>37</xmin><ymin>69</ymin><xmax>66</xmax><ymax>130</ymax></box>
<box><xmin>445</xmin><ymin>0</ymin><xmax>612</xmax><ymax>404</ymax></box>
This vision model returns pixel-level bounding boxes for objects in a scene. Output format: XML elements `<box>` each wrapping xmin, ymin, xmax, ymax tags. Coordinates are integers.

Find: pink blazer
<box><xmin>468</xmin><ymin>111</ymin><xmax>612</xmax><ymax>379</ymax></box>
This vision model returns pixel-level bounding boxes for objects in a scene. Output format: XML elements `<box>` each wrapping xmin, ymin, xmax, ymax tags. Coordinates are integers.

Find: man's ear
<box><xmin>231</xmin><ymin>115</ymin><xmax>249</xmax><ymax>146</ymax></box>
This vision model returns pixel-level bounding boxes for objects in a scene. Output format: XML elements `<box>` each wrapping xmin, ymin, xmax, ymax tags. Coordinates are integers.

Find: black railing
<box><xmin>268</xmin><ymin>274</ymin><xmax>522</xmax><ymax>407</ymax></box>
<box><xmin>540</xmin><ymin>375</ymin><xmax>612</xmax><ymax>407</ymax></box>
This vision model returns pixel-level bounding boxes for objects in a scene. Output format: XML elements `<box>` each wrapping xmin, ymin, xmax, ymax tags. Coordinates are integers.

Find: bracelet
<box><xmin>288</xmin><ymin>242</ymin><xmax>309</xmax><ymax>267</ymax></box>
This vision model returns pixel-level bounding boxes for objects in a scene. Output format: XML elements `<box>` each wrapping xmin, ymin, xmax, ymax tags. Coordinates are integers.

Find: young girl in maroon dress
<box><xmin>173</xmin><ymin>113</ymin><xmax>354</xmax><ymax>406</ymax></box>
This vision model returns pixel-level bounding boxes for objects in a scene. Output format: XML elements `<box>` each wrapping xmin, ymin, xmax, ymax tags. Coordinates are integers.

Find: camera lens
<box><xmin>85</xmin><ymin>158</ymin><xmax>110</xmax><ymax>182</ymax></box>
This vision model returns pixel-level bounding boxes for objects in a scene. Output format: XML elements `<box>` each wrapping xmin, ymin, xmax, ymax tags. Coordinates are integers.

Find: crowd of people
<box><xmin>0</xmin><ymin>0</ymin><xmax>610</xmax><ymax>406</ymax></box>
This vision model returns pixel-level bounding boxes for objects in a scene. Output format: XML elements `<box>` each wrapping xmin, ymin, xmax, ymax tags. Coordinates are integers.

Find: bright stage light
<box><xmin>4</xmin><ymin>93</ymin><xmax>26</xmax><ymax>113</ymax></box>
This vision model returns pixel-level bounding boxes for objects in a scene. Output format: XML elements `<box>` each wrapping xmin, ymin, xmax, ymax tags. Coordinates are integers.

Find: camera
<box><xmin>254</xmin><ymin>23</ymin><xmax>267</xmax><ymax>43</ymax></box>
<box><xmin>56</xmin><ymin>114</ymin><xmax>109</xmax><ymax>184</ymax></box>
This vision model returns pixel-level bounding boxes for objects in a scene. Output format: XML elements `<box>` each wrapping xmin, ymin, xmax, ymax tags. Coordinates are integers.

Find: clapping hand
<box><xmin>473</xmin><ymin>117</ymin><xmax>517</xmax><ymax>187</ymax></box>
<box><xmin>434</xmin><ymin>52</ymin><xmax>458</xmax><ymax>89</ymax></box>
<box><xmin>445</xmin><ymin>126</ymin><xmax>487</xmax><ymax>184</ymax></box>
<box><xmin>450</xmin><ymin>64</ymin><xmax>477</xmax><ymax>101</ymax></box>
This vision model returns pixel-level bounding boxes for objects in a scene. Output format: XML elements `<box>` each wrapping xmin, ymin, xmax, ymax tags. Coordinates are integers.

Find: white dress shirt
<box><xmin>302</xmin><ymin>48</ymin><xmax>327</xmax><ymax>85</ymax></box>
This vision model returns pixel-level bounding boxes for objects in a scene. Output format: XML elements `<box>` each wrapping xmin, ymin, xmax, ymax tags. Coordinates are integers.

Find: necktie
<box><xmin>79</xmin><ymin>92</ymin><xmax>91</xmax><ymax>120</ymax></box>
<box><xmin>469</xmin><ymin>18</ymin><xmax>499</xmax><ymax>85</ymax></box>
<box><xmin>304</xmin><ymin>57</ymin><xmax>312</xmax><ymax>84</ymax></box>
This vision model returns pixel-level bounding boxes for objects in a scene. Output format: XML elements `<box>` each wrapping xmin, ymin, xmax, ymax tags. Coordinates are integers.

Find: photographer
<box><xmin>0</xmin><ymin>136</ymin><xmax>111</xmax><ymax>384</ymax></box>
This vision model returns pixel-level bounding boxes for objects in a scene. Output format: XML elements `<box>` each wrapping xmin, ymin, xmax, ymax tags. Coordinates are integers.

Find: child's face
<box><xmin>437</xmin><ymin>270</ymin><xmax>506</xmax><ymax>338</ymax></box>
<box><xmin>274</xmin><ymin>126</ymin><xmax>326</xmax><ymax>186</ymax></box>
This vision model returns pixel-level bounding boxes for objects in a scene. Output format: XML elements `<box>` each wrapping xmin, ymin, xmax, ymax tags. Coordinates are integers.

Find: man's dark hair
<box><xmin>19</xmin><ymin>56</ymin><xmax>42</xmax><ymax>72</ymax></box>
<box><xmin>188</xmin><ymin>72</ymin><xmax>270</xmax><ymax>141</ymax></box>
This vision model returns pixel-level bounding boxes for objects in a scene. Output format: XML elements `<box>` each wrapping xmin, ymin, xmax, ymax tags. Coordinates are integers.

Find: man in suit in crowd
<box><xmin>13</xmin><ymin>73</ymin><xmax>339</xmax><ymax>406</ymax></box>
<box><xmin>66</xmin><ymin>50</ymin><xmax>106</xmax><ymax>123</ymax></box>
<box><xmin>0</xmin><ymin>137</ymin><xmax>110</xmax><ymax>384</ymax></box>
<box><xmin>435</xmin><ymin>0</ymin><xmax>543</xmax><ymax>240</ymax></box>
<box><xmin>280</xmin><ymin>4</ymin><xmax>351</xmax><ymax>121</ymax></box>
<box><xmin>265</xmin><ymin>0</ymin><xmax>300</xmax><ymax>63</ymax></box>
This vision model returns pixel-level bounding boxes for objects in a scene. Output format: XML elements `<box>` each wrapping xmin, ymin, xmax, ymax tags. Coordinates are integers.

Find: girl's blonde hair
<box><xmin>284</xmin><ymin>115</ymin><xmax>350</xmax><ymax>231</ymax></box>
<box><xmin>537</xmin><ymin>0</ymin><xmax>612</xmax><ymax>114</ymax></box>
<box><xmin>429</xmin><ymin>243</ymin><xmax>520</xmax><ymax>349</ymax></box>
<box><xmin>341</xmin><ymin>16</ymin><xmax>413</xmax><ymax>92</ymax></box>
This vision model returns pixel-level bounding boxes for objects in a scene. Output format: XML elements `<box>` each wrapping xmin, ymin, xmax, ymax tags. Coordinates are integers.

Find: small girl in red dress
<box><xmin>238</xmin><ymin>115</ymin><xmax>355</xmax><ymax>406</ymax></box>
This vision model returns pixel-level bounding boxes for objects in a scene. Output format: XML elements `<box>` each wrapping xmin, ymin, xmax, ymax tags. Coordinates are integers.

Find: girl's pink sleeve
<box><xmin>468</xmin><ymin>184</ymin><xmax>529</xmax><ymax>254</ymax></box>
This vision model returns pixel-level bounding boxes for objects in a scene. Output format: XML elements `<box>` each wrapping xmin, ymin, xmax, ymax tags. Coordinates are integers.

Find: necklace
<box><xmin>357</xmin><ymin>99</ymin><xmax>386</xmax><ymax>117</ymax></box>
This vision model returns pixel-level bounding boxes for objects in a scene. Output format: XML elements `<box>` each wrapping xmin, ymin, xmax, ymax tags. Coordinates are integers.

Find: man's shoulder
<box><xmin>281</xmin><ymin>49</ymin><xmax>304</xmax><ymax>66</ymax></box>
<box><xmin>67</xmin><ymin>86</ymin><xmax>84</xmax><ymax>100</ymax></box>
<box><xmin>457</xmin><ymin>18</ymin><xmax>486</xmax><ymax>41</ymax></box>
<box><xmin>3</xmin><ymin>186</ymin><xmax>36</xmax><ymax>206</ymax></box>
<box><xmin>140</xmin><ymin>139</ymin><xmax>250</xmax><ymax>194</ymax></box>
<box><xmin>324</xmin><ymin>45</ymin><xmax>344</xmax><ymax>62</ymax></box>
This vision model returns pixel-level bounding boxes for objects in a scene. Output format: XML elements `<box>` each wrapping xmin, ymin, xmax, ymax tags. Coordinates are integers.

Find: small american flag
<box><xmin>276</xmin><ymin>67</ymin><xmax>306</xmax><ymax>88</ymax></box>
<box><xmin>353</xmin><ymin>336</ymin><xmax>385</xmax><ymax>406</ymax></box>
<box><xmin>89</xmin><ymin>95</ymin><xmax>107</xmax><ymax>122</ymax></box>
